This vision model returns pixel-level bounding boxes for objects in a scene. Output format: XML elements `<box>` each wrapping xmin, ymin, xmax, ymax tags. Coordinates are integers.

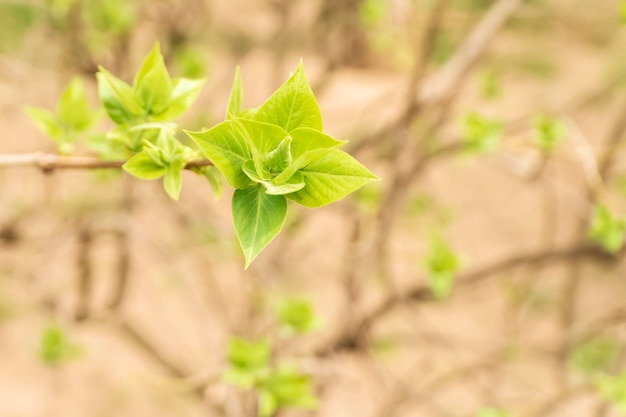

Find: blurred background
<box><xmin>1</xmin><ymin>0</ymin><xmax>626</xmax><ymax>416</ymax></box>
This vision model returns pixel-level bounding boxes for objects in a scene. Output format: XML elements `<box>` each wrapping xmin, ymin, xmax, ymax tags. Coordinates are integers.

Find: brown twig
<box><xmin>323</xmin><ymin>244</ymin><xmax>616</xmax><ymax>354</ymax></box>
<box><xmin>0</xmin><ymin>153</ymin><xmax>213</xmax><ymax>173</ymax></box>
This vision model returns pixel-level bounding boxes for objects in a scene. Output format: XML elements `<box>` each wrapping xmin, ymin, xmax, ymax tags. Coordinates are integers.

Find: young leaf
<box><xmin>424</xmin><ymin>238</ymin><xmax>460</xmax><ymax>299</ymax></box>
<box><xmin>57</xmin><ymin>77</ymin><xmax>99</xmax><ymax>131</ymax></box>
<box><xmin>123</xmin><ymin>151</ymin><xmax>167</xmax><ymax>180</ymax></box>
<box><xmin>589</xmin><ymin>205</ymin><xmax>626</xmax><ymax>254</ymax></box>
<box><xmin>192</xmin><ymin>166</ymin><xmax>223</xmax><ymax>199</ymax></box>
<box><xmin>224</xmin><ymin>337</ymin><xmax>271</xmax><ymax>388</ymax></box>
<box><xmin>570</xmin><ymin>337</ymin><xmax>621</xmax><ymax>376</ymax></box>
<box><xmin>154</xmin><ymin>77</ymin><xmax>206</xmax><ymax>121</ymax></box>
<box><xmin>257</xmin><ymin>366</ymin><xmax>318</xmax><ymax>415</ymax></box>
<box><xmin>226</xmin><ymin>66</ymin><xmax>243</xmax><ymax>120</ymax></box>
<box><xmin>163</xmin><ymin>167</ymin><xmax>183</xmax><ymax>200</ymax></box>
<box><xmin>532</xmin><ymin>115</ymin><xmax>568</xmax><ymax>152</ymax></box>
<box><xmin>185</xmin><ymin>121</ymin><xmax>253</xmax><ymax>189</ymax></box>
<box><xmin>97</xmin><ymin>67</ymin><xmax>144</xmax><ymax>125</ymax></box>
<box><xmin>132</xmin><ymin>42</ymin><xmax>173</xmax><ymax>116</ymax></box>
<box><xmin>285</xmin><ymin>149</ymin><xmax>380</xmax><ymax>208</ymax></box>
<box><xmin>461</xmin><ymin>111</ymin><xmax>504</xmax><ymax>153</ymax></box>
<box><xmin>254</xmin><ymin>61</ymin><xmax>323</xmax><ymax>132</ymax></box>
<box><xmin>276</xmin><ymin>298</ymin><xmax>319</xmax><ymax>335</ymax></box>
<box><xmin>24</xmin><ymin>106</ymin><xmax>62</xmax><ymax>141</ymax></box>
<box><xmin>39</xmin><ymin>323</ymin><xmax>83</xmax><ymax>366</ymax></box>
<box><xmin>232</xmin><ymin>185</ymin><xmax>288</xmax><ymax>268</ymax></box>
<box><xmin>263</xmin><ymin>172</ymin><xmax>305</xmax><ymax>196</ymax></box>
<box><xmin>594</xmin><ymin>373</ymin><xmax>626</xmax><ymax>414</ymax></box>
<box><xmin>265</xmin><ymin>136</ymin><xmax>292</xmax><ymax>173</ymax></box>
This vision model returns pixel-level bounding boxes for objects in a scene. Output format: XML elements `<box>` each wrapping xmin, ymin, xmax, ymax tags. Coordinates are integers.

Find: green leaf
<box><xmin>533</xmin><ymin>115</ymin><xmax>568</xmax><ymax>151</ymax></box>
<box><xmin>56</xmin><ymin>77</ymin><xmax>99</xmax><ymax>131</ymax></box>
<box><xmin>285</xmin><ymin>149</ymin><xmax>380</xmax><ymax>208</ymax></box>
<box><xmin>263</xmin><ymin>172</ymin><xmax>305</xmax><ymax>196</ymax></box>
<box><xmin>570</xmin><ymin>337</ymin><xmax>621</xmax><ymax>376</ymax></box>
<box><xmin>224</xmin><ymin>337</ymin><xmax>271</xmax><ymax>388</ymax></box>
<box><xmin>589</xmin><ymin>205</ymin><xmax>626</xmax><ymax>254</ymax></box>
<box><xmin>163</xmin><ymin>167</ymin><xmax>183</xmax><ymax>200</ymax></box>
<box><xmin>242</xmin><ymin>159</ymin><xmax>271</xmax><ymax>183</ymax></box>
<box><xmin>254</xmin><ymin>61</ymin><xmax>323</xmax><ymax>132</ymax></box>
<box><xmin>265</xmin><ymin>136</ymin><xmax>292</xmax><ymax>173</ymax></box>
<box><xmin>123</xmin><ymin>152</ymin><xmax>167</xmax><ymax>180</ymax></box>
<box><xmin>38</xmin><ymin>323</ymin><xmax>83</xmax><ymax>366</ymax></box>
<box><xmin>185</xmin><ymin>120</ymin><xmax>253</xmax><ymax>189</ymax></box>
<box><xmin>232</xmin><ymin>185</ymin><xmax>287</xmax><ymax>268</ymax></box>
<box><xmin>258</xmin><ymin>366</ymin><xmax>318</xmax><ymax>413</ymax></box>
<box><xmin>186</xmin><ymin>120</ymin><xmax>289</xmax><ymax>189</ymax></box>
<box><xmin>258</xmin><ymin>389</ymin><xmax>278</xmax><ymax>417</ymax></box>
<box><xmin>594</xmin><ymin>373</ymin><xmax>626</xmax><ymax>414</ymax></box>
<box><xmin>97</xmin><ymin>67</ymin><xmax>144</xmax><ymax>125</ymax></box>
<box><xmin>276</xmin><ymin>298</ymin><xmax>319</xmax><ymax>335</ymax></box>
<box><xmin>424</xmin><ymin>238</ymin><xmax>460</xmax><ymax>300</ymax></box>
<box><xmin>192</xmin><ymin>166</ymin><xmax>223</xmax><ymax>199</ymax></box>
<box><xmin>226</xmin><ymin>66</ymin><xmax>243</xmax><ymax>120</ymax></box>
<box><xmin>154</xmin><ymin>77</ymin><xmax>206</xmax><ymax>121</ymax></box>
<box><xmin>133</xmin><ymin>42</ymin><xmax>173</xmax><ymax>116</ymax></box>
<box><xmin>272</xmin><ymin>128</ymin><xmax>346</xmax><ymax>184</ymax></box>
<box><xmin>24</xmin><ymin>106</ymin><xmax>62</xmax><ymax>141</ymax></box>
<box><xmin>461</xmin><ymin>111</ymin><xmax>504</xmax><ymax>153</ymax></box>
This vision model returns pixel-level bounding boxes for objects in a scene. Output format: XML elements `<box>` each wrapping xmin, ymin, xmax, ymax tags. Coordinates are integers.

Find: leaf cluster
<box><xmin>424</xmin><ymin>237</ymin><xmax>461</xmax><ymax>299</ymax></box>
<box><xmin>186</xmin><ymin>62</ymin><xmax>379</xmax><ymax>267</ymax></box>
<box><xmin>460</xmin><ymin>111</ymin><xmax>504</xmax><ymax>153</ymax></box>
<box><xmin>224</xmin><ymin>337</ymin><xmax>317</xmax><ymax>417</ymax></box>
<box><xmin>25</xmin><ymin>42</ymin><xmax>379</xmax><ymax>268</ymax></box>
<box><xmin>589</xmin><ymin>205</ymin><xmax>626</xmax><ymax>254</ymax></box>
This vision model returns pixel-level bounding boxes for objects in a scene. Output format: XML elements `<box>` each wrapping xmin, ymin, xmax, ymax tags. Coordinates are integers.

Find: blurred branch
<box><xmin>0</xmin><ymin>153</ymin><xmax>213</xmax><ymax>172</ymax></box>
<box><xmin>418</xmin><ymin>0</ymin><xmax>522</xmax><ymax>104</ymax></box>
<box><xmin>349</xmin><ymin>0</ymin><xmax>522</xmax><ymax>155</ymax></box>
<box><xmin>323</xmin><ymin>244</ymin><xmax>617</xmax><ymax>353</ymax></box>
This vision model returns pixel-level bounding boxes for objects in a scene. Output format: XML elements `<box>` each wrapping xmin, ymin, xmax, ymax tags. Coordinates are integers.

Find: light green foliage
<box><xmin>231</xmin><ymin>185</ymin><xmax>288</xmax><ymax>268</ymax></box>
<box><xmin>25</xmin><ymin>77</ymin><xmax>100</xmax><ymax>154</ymax></box>
<box><xmin>174</xmin><ymin>46</ymin><xmax>208</xmax><ymax>79</ymax></box>
<box><xmin>226</xmin><ymin>66</ymin><xmax>243</xmax><ymax>120</ymax></box>
<box><xmin>594</xmin><ymin>373</ymin><xmax>626</xmax><ymax>414</ymax></box>
<box><xmin>477</xmin><ymin>408</ymin><xmax>511</xmax><ymax>417</ymax></box>
<box><xmin>123</xmin><ymin>127</ymin><xmax>195</xmax><ymax>200</ymax></box>
<box><xmin>276</xmin><ymin>298</ymin><xmax>319</xmax><ymax>335</ymax></box>
<box><xmin>27</xmin><ymin>44</ymin><xmax>378</xmax><ymax>269</ymax></box>
<box><xmin>97</xmin><ymin>42</ymin><xmax>205</xmax><ymax>125</ymax></box>
<box><xmin>480</xmin><ymin>68</ymin><xmax>502</xmax><ymax>100</ymax></box>
<box><xmin>589</xmin><ymin>205</ymin><xmax>626</xmax><ymax>254</ymax></box>
<box><xmin>257</xmin><ymin>366</ymin><xmax>318</xmax><ymax>417</ymax></box>
<box><xmin>424</xmin><ymin>237</ymin><xmax>461</xmax><ymax>299</ymax></box>
<box><xmin>94</xmin><ymin>43</ymin><xmax>207</xmax><ymax>199</ymax></box>
<box><xmin>187</xmin><ymin>63</ymin><xmax>379</xmax><ymax>267</ymax></box>
<box><xmin>461</xmin><ymin>111</ymin><xmax>504</xmax><ymax>153</ymax></box>
<box><xmin>224</xmin><ymin>337</ymin><xmax>271</xmax><ymax>388</ymax></box>
<box><xmin>570</xmin><ymin>337</ymin><xmax>621</xmax><ymax>376</ymax></box>
<box><xmin>620</xmin><ymin>1</ymin><xmax>626</xmax><ymax>24</ymax></box>
<box><xmin>224</xmin><ymin>337</ymin><xmax>317</xmax><ymax>416</ymax></box>
<box><xmin>38</xmin><ymin>323</ymin><xmax>83</xmax><ymax>365</ymax></box>
<box><xmin>532</xmin><ymin>115</ymin><xmax>567</xmax><ymax>151</ymax></box>
<box><xmin>359</xmin><ymin>0</ymin><xmax>389</xmax><ymax>27</ymax></box>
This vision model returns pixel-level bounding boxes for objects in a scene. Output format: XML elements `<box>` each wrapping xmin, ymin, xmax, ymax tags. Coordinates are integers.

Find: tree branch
<box><xmin>0</xmin><ymin>152</ymin><xmax>213</xmax><ymax>173</ymax></box>
<box><xmin>322</xmin><ymin>244</ymin><xmax>617</xmax><ymax>354</ymax></box>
